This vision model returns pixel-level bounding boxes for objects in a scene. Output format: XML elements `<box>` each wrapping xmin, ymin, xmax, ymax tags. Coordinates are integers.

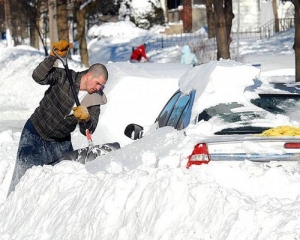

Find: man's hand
<box><xmin>50</xmin><ymin>40</ymin><xmax>73</xmax><ymax>57</ymax></box>
<box><xmin>73</xmin><ymin>105</ymin><xmax>90</xmax><ymax>122</ymax></box>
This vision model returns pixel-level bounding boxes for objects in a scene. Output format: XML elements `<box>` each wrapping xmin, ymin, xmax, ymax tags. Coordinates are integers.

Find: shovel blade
<box><xmin>59</xmin><ymin>142</ymin><xmax>121</xmax><ymax>164</ymax></box>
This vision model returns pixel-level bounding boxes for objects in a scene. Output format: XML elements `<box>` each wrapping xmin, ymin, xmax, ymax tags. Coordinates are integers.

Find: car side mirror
<box><xmin>124</xmin><ymin>124</ymin><xmax>144</xmax><ymax>140</ymax></box>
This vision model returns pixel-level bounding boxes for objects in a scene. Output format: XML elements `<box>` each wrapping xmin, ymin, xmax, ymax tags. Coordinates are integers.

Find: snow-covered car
<box><xmin>64</xmin><ymin>62</ymin><xmax>192</xmax><ymax>163</ymax></box>
<box><xmin>90</xmin><ymin>62</ymin><xmax>193</xmax><ymax>147</ymax></box>
<box><xmin>122</xmin><ymin>60</ymin><xmax>300</xmax><ymax>168</ymax></box>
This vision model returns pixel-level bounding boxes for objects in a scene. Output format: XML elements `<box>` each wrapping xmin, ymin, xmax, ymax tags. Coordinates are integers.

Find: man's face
<box><xmin>86</xmin><ymin>73</ymin><xmax>106</xmax><ymax>94</ymax></box>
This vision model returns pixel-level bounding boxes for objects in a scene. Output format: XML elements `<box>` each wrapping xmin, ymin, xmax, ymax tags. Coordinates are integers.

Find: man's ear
<box><xmin>85</xmin><ymin>72</ymin><xmax>92</xmax><ymax>80</ymax></box>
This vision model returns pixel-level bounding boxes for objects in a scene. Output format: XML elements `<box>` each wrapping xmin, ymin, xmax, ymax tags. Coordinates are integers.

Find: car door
<box><xmin>124</xmin><ymin>90</ymin><xmax>195</xmax><ymax>140</ymax></box>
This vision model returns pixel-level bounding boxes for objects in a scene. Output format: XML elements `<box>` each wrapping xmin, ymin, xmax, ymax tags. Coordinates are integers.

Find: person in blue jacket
<box><xmin>180</xmin><ymin>45</ymin><xmax>198</xmax><ymax>66</ymax></box>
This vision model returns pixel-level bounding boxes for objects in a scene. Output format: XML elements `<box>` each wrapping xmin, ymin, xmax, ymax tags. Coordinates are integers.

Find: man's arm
<box><xmin>32</xmin><ymin>56</ymin><xmax>57</xmax><ymax>85</ymax></box>
<box><xmin>140</xmin><ymin>47</ymin><xmax>149</xmax><ymax>61</ymax></box>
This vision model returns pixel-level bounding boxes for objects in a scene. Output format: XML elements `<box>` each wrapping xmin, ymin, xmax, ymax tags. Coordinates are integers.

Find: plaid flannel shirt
<box><xmin>30</xmin><ymin>56</ymin><xmax>100</xmax><ymax>140</ymax></box>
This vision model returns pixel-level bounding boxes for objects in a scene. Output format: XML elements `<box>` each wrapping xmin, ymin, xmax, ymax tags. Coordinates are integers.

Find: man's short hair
<box><xmin>89</xmin><ymin>63</ymin><xmax>108</xmax><ymax>81</ymax></box>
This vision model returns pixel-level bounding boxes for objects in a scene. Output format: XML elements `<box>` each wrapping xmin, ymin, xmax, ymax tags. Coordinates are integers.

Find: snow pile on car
<box><xmin>178</xmin><ymin>59</ymin><xmax>261</xmax><ymax>123</ymax></box>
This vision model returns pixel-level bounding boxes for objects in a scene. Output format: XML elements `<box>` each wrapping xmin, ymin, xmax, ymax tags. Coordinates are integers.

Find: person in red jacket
<box><xmin>130</xmin><ymin>44</ymin><xmax>149</xmax><ymax>62</ymax></box>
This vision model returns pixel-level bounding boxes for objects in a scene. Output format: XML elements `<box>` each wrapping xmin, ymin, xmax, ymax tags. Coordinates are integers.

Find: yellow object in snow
<box><xmin>260</xmin><ymin>126</ymin><xmax>300</xmax><ymax>136</ymax></box>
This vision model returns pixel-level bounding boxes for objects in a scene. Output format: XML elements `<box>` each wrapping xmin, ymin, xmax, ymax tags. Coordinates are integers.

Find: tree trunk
<box><xmin>75</xmin><ymin>0</ymin><xmax>97</xmax><ymax>67</ymax></box>
<box><xmin>49</xmin><ymin>0</ymin><xmax>58</xmax><ymax>46</ymax></box>
<box><xmin>4</xmin><ymin>0</ymin><xmax>13</xmax><ymax>47</ymax></box>
<box><xmin>56</xmin><ymin>0</ymin><xmax>69</xmax><ymax>41</ymax></box>
<box><xmin>29</xmin><ymin>20</ymin><xmax>39</xmax><ymax>49</ymax></box>
<box><xmin>272</xmin><ymin>0</ymin><xmax>279</xmax><ymax>33</ymax></box>
<box><xmin>224</xmin><ymin>0</ymin><xmax>234</xmax><ymax>45</ymax></box>
<box><xmin>291</xmin><ymin>0</ymin><xmax>300</xmax><ymax>82</ymax></box>
<box><xmin>25</xmin><ymin>2</ymin><xmax>40</xmax><ymax>50</ymax></box>
<box><xmin>213</xmin><ymin>0</ymin><xmax>230</xmax><ymax>60</ymax></box>
<box><xmin>206</xmin><ymin>0</ymin><xmax>215</xmax><ymax>39</ymax></box>
<box><xmin>76</xmin><ymin>8</ymin><xmax>89</xmax><ymax>67</ymax></box>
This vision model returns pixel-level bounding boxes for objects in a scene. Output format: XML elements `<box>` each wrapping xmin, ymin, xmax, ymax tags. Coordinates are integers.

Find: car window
<box><xmin>198</xmin><ymin>102</ymin><xmax>266</xmax><ymax>122</ymax></box>
<box><xmin>197</xmin><ymin>103</ymin><xmax>272</xmax><ymax>134</ymax></box>
<box><xmin>197</xmin><ymin>94</ymin><xmax>300</xmax><ymax>134</ymax></box>
<box><xmin>157</xmin><ymin>91</ymin><xmax>181</xmax><ymax>128</ymax></box>
<box><xmin>251</xmin><ymin>94</ymin><xmax>300</xmax><ymax>122</ymax></box>
<box><xmin>156</xmin><ymin>90</ymin><xmax>194</xmax><ymax>130</ymax></box>
<box><xmin>197</xmin><ymin>102</ymin><xmax>243</xmax><ymax>122</ymax></box>
<box><xmin>199</xmin><ymin>95</ymin><xmax>300</xmax><ymax>123</ymax></box>
<box><xmin>168</xmin><ymin>95</ymin><xmax>190</xmax><ymax>129</ymax></box>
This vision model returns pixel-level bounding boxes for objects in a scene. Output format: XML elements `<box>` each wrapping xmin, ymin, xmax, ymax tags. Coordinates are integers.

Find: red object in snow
<box><xmin>130</xmin><ymin>44</ymin><xmax>149</xmax><ymax>62</ymax></box>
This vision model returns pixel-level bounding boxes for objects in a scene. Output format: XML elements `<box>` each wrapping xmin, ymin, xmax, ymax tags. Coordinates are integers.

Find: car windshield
<box><xmin>198</xmin><ymin>94</ymin><xmax>300</xmax><ymax>134</ymax></box>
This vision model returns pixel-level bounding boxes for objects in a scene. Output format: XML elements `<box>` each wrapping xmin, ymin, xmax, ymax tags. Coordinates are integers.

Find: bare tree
<box><xmin>48</xmin><ymin>0</ymin><xmax>58</xmax><ymax>54</ymax></box>
<box><xmin>213</xmin><ymin>0</ymin><xmax>234</xmax><ymax>60</ymax></box>
<box><xmin>272</xmin><ymin>0</ymin><xmax>280</xmax><ymax>32</ymax></box>
<box><xmin>74</xmin><ymin>0</ymin><xmax>97</xmax><ymax>67</ymax></box>
<box><xmin>3</xmin><ymin>0</ymin><xmax>13</xmax><ymax>46</ymax></box>
<box><xmin>289</xmin><ymin>1</ymin><xmax>300</xmax><ymax>82</ymax></box>
<box><xmin>205</xmin><ymin>0</ymin><xmax>215</xmax><ymax>39</ymax></box>
<box><xmin>56</xmin><ymin>0</ymin><xmax>69</xmax><ymax>41</ymax></box>
<box><xmin>23</xmin><ymin>0</ymin><xmax>49</xmax><ymax>55</ymax></box>
<box><xmin>3</xmin><ymin>0</ymin><xmax>49</xmax><ymax>55</ymax></box>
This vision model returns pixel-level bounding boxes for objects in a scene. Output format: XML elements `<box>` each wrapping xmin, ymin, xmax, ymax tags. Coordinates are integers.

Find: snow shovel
<box><xmin>52</xmin><ymin>47</ymin><xmax>120</xmax><ymax>163</ymax></box>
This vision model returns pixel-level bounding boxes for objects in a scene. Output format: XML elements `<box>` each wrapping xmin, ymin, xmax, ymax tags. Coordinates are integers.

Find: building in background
<box><xmin>161</xmin><ymin>0</ymin><xmax>294</xmax><ymax>34</ymax></box>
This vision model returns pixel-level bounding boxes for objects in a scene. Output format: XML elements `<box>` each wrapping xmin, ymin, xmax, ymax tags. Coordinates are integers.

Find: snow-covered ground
<box><xmin>0</xmin><ymin>20</ymin><xmax>298</xmax><ymax>239</ymax></box>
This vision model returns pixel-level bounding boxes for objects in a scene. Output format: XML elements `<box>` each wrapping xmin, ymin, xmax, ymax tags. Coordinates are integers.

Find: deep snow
<box><xmin>0</xmin><ymin>19</ymin><xmax>299</xmax><ymax>239</ymax></box>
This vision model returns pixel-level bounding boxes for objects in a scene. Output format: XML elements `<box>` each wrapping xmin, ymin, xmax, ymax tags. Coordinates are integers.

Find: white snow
<box><xmin>0</xmin><ymin>20</ymin><xmax>299</xmax><ymax>239</ymax></box>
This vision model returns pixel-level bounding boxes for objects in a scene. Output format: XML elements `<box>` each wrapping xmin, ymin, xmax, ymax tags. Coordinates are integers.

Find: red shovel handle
<box><xmin>86</xmin><ymin>129</ymin><xmax>92</xmax><ymax>141</ymax></box>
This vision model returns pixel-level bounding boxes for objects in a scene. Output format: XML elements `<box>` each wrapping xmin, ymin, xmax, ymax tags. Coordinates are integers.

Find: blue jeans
<box><xmin>8</xmin><ymin>119</ymin><xmax>73</xmax><ymax>195</ymax></box>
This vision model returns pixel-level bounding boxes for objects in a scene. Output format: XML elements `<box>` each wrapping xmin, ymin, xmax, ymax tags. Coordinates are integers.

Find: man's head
<box><xmin>89</xmin><ymin>63</ymin><xmax>108</xmax><ymax>82</ymax></box>
<box><xmin>81</xmin><ymin>63</ymin><xmax>108</xmax><ymax>94</ymax></box>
